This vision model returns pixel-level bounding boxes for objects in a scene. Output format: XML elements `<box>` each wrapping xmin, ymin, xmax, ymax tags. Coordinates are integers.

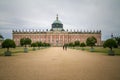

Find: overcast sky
<box><xmin>0</xmin><ymin>0</ymin><xmax>120</xmax><ymax>40</ymax></box>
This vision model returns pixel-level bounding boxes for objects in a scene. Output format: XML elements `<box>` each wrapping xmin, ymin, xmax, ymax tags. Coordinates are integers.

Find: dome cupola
<box><xmin>52</xmin><ymin>14</ymin><xmax>62</xmax><ymax>24</ymax></box>
<box><xmin>51</xmin><ymin>14</ymin><xmax>64</xmax><ymax>31</ymax></box>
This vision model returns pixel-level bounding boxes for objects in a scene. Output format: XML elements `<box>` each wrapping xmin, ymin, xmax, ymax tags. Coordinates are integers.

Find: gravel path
<box><xmin>0</xmin><ymin>47</ymin><xmax>120</xmax><ymax>80</ymax></box>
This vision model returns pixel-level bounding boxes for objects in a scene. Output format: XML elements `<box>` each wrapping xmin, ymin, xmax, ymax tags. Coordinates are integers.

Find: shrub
<box><xmin>20</xmin><ymin>38</ymin><xmax>31</xmax><ymax>47</ymax></box>
<box><xmin>31</xmin><ymin>42</ymin><xmax>38</xmax><ymax>50</ymax></box>
<box><xmin>2</xmin><ymin>39</ymin><xmax>16</xmax><ymax>56</ymax></box>
<box><xmin>103</xmin><ymin>39</ymin><xmax>117</xmax><ymax>56</ymax></box>
<box><xmin>20</xmin><ymin>38</ymin><xmax>31</xmax><ymax>52</ymax></box>
<box><xmin>86</xmin><ymin>36</ymin><xmax>97</xmax><ymax>51</ymax></box>
<box><xmin>74</xmin><ymin>40</ymin><xmax>80</xmax><ymax>47</ymax></box>
<box><xmin>80</xmin><ymin>42</ymin><xmax>86</xmax><ymax>50</ymax></box>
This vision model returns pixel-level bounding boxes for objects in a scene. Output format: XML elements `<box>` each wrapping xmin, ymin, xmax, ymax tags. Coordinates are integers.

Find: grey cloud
<box><xmin>0</xmin><ymin>0</ymin><xmax>120</xmax><ymax>40</ymax></box>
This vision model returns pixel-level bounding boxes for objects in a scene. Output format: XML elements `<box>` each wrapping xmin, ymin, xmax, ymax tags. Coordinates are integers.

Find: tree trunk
<box><xmin>90</xmin><ymin>46</ymin><xmax>94</xmax><ymax>52</ymax></box>
<box><xmin>91</xmin><ymin>46</ymin><xmax>93</xmax><ymax>49</ymax></box>
<box><xmin>110</xmin><ymin>47</ymin><xmax>112</xmax><ymax>51</ymax></box>
<box><xmin>5</xmin><ymin>47</ymin><xmax>11</xmax><ymax>56</ymax></box>
<box><xmin>25</xmin><ymin>45</ymin><xmax>26</xmax><ymax>48</ymax></box>
<box><xmin>109</xmin><ymin>47</ymin><xmax>114</xmax><ymax>56</ymax></box>
<box><xmin>7</xmin><ymin>47</ymin><xmax>9</xmax><ymax>52</ymax></box>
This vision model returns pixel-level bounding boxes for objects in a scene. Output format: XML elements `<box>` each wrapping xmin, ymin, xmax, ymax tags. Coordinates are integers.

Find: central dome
<box><xmin>51</xmin><ymin>14</ymin><xmax>64</xmax><ymax>31</ymax></box>
<box><xmin>53</xmin><ymin>19</ymin><xmax>62</xmax><ymax>24</ymax></box>
<box><xmin>52</xmin><ymin>14</ymin><xmax>62</xmax><ymax>24</ymax></box>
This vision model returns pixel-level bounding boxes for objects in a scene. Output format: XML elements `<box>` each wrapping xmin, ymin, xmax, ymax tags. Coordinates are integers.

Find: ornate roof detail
<box><xmin>52</xmin><ymin>14</ymin><xmax>62</xmax><ymax>24</ymax></box>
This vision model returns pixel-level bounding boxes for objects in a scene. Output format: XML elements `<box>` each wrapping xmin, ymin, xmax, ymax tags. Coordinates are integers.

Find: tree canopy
<box><xmin>115</xmin><ymin>37</ymin><xmax>120</xmax><ymax>46</ymax></box>
<box><xmin>20</xmin><ymin>38</ymin><xmax>31</xmax><ymax>47</ymax></box>
<box><xmin>0</xmin><ymin>34</ymin><xmax>4</xmax><ymax>41</ymax></box>
<box><xmin>86</xmin><ymin>36</ymin><xmax>97</xmax><ymax>47</ymax></box>
<box><xmin>37</xmin><ymin>41</ymin><xmax>42</xmax><ymax>47</ymax></box>
<box><xmin>2</xmin><ymin>39</ymin><xmax>16</xmax><ymax>51</ymax></box>
<box><xmin>0</xmin><ymin>34</ymin><xmax>4</xmax><ymax>39</ymax></box>
<box><xmin>68</xmin><ymin>42</ymin><xmax>74</xmax><ymax>47</ymax></box>
<box><xmin>34</xmin><ymin>42</ymin><xmax>50</xmax><ymax>47</ymax></box>
<box><xmin>103</xmin><ymin>39</ymin><xmax>117</xmax><ymax>50</ymax></box>
<box><xmin>42</xmin><ymin>42</ymin><xmax>50</xmax><ymax>47</ymax></box>
<box><xmin>74</xmin><ymin>40</ymin><xmax>80</xmax><ymax>47</ymax></box>
<box><xmin>80</xmin><ymin>42</ymin><xmax>86</xmax><ymax>47</ymax></box>
<box><xmin>31</xmin><ymin>42</ymin><xmax>38</xmax><ymax>47</ymax></box>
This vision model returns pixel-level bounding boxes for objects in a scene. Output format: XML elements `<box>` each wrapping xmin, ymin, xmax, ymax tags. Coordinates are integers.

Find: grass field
<box><xmin>1</xmin><ymin>47</ymin><xmax>120</xmax><ymax>56</ymax></box>
<box><xmin>0</xmin><ymin>47</ymin><xmax>46</xmax><ymax>56</ymax></box>
<box><xmin>71</xmin><ymin>47</ymin><xmax>120</xmax><ymax>55</ymax></box>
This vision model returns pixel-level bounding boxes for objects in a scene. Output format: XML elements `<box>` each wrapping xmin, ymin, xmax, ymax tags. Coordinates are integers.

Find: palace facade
<box><xmin>13</xmin><ymin>15</ymin><xmax>101</xmax><ymax>46</ymax></box>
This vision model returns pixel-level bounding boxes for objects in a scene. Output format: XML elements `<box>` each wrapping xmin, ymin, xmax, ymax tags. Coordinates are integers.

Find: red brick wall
<box><xmin>13</xmin><ymin>32</ymin><xmax>101</xmax><ymax>46</ymax></box>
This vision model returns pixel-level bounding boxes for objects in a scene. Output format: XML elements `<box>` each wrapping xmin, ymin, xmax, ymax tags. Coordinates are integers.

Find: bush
<box><xmin>103</xmin><ymin>39</ymin><xmax>117</xmax><ymax>56</ymax></box>
<box><xmin>80</xmin><ymin>42</ymin><xmax>86</xmax><ymax>50</ymax></box>
<box><xmin>31</xmin><ymin>42</ymin><xmax>38</xmax><ymax>51</ymax></box>
<box><xmin>74</xmin><ymin>41</ymin><xmax>80</xmax><ymax>47</ymax></box>
<box><xmin>20</xmin><ymin>38</ymin><xmax>31</xmax><ymax>53</ymax></box>
<box><xmin>20</xmin><ymin>38</ymin><xmax>31</xmax><ymax>47</ymax></box>
<box><xmin>80</xmin><ymin>42</ymin><xmax>86</xmax><ymax>47</ymax></box>
<box><xmin>2</xmin><ymin>39</ymin><xmax>16</xmax><ymax>56</ymax></box>
<box><xmin>115</xmin><ymin>37</ymin><xmax>120</xmax><ymax>46</ymax></box>
<box><xmin>86</xmin><ymin>36</ymin><xmax>97</xmax><ymax>51</ymax></box>
<box><xmin>68</xmin><ymin>42</ymin><xmax>74</xmax><ymax>47</ymax></box>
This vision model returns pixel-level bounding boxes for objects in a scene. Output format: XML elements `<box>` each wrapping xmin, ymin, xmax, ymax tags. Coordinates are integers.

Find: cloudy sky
<box><xmin>0</xmin><ymin>0</ymin><xmax>120</xmax><ymax>40</ymax></box>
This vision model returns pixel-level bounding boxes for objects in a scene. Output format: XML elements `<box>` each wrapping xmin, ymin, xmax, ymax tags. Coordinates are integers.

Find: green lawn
<box><xmin>0</xmin><ymin>47</ymin><xmax>46</xmax><ymax>56</ymax></box>
<box><xmin>70</xmin><ymin>47</ymin><xmax>120</xmax><ymax>55</ymax></box>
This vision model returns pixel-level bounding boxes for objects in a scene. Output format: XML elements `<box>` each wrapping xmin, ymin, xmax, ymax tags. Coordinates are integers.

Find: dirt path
<box><xmin>0</xmin><ymin>47</ymin><xmax>120</xmax><ymax>80</ymax></box>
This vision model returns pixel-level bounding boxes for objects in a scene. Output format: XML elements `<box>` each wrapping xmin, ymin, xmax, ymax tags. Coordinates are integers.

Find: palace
<box><xmin>13</xmin><ymin>15</ymin><xmax>101</xmax><ymax>46</ymax></box>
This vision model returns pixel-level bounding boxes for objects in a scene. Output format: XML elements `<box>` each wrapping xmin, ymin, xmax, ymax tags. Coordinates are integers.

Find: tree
<box><xmin>103</xmin><ymin>39</ymin><xmax>117</xmax><ymax>56</ymax></box>
<box><xmin>45</xmin><ymin>43</ymin><xmax>50</xmax><ymax>47</ymax></box>
<box><xmin>37</xmin><ymin>41</ymin><xmax>42</xmax><ymax>49</ymax></box>
<box><xmin>20</xmin><ymin>38</ymin><xmax>24</xmax><ymax>46</ymax></box>
<box><xmin>20</xmin><ymin>38</ymin><xmax>31</xmax><ymax>47</ymax></box>
<box><xmin>42</xmin><ymin>42</ymin><xmax>46</xmax><ymax>47</ymax></box>
<box><xmin>0</xmin><ymin>34</ymin><xmax>4</xmax><ymax>48</ymax></box>
<box><xmin>31</xmin><ymin>42</ymin><xmax>38</xmax><ymax>50</ymax></box>
<box><xmin>80</xmin><ymin>42</ymin><xmax>86</xmax><ymax>50</ymax></box>
<box><xmin>115</xmin><ymin>37</ymin><xmax>120</xmax><ymax>46</ymax></box>
<box><xmin>20</xmin><ymin>38</ymin><xmax>31</xmax><ymax>52</ymax></box>
<box><xmin>0</xmin><ymin>34</ymin><xmax>4</xmax><ymax>40</ymax></box>
<box><xmin>74</xmin><ymin>40</ymin><xmax>80</xmax><ymax>47</ymax></box>
<box><xmin>68</xmin><ymin>42</ymin><xmax>74</xmax><ymax>47</ymax></box>
<box><xmin>2</xmin><ymin>39</ymin><xmax>16</xmax><ymax>56</ymax></box>
<box><xmin>86</xmin><ymin>36</ymin><xmax>97</xmax><ymax>51</ymax></box>
<box><xmin>42</xmin><ymin>42</ymin><xmax>50</xmax><ymax>47</ymax></box>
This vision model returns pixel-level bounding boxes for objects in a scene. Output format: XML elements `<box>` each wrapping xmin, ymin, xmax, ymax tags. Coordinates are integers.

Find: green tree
<box><xmin>0</xmin><ymin>34</ymin><xmax>4</xmax><ymax>48</ymax></box>
<box><xmin>42</xmin><ymin>42</ymin><xmax>46</xmax><ymax>47</ymax></box>
<box><xmin>37</xmin><ymin>41</ymin><xmax>42</xmax><ymax>49</ymax></box>
<box><xmin>68</xmin><ymin>42</ymin><xmax>74</xmax><ymax>47</ymax></box>
<box><xmin>20</xmin><ymin>38</ymin><xmax>31</xmax><ymax>47</ymax></box>
<box><xmin>31</xmin><ymin>42</ymin><xmax>38</xmax><ymax>50</ymax></box>
<box><xmin>64</xmin><ymin>43</ymin><xmax>68</xmax><ymax>47</ymax></box>
<box><xmin>103</xmin><ymin>39</ymin><xmax>117</xmax><ymax>55</ymax></box>
<box><xmin>45</xmin><ymin>43</ymin><xmax>50</xmax><ymax>47</ymax></box>
<box><xmin>2</xmin><ymin>39</ymin><xmax>16</xmax><ymax>56</ymax></box>
<box><xmin>115</xmin><ymin>37</ymin><xmax>120</xmax><ymax>46</ymax></box>
<box><xmin>42</xmin><ymin>42</ymin><xmax>50</xmax><ymax>47</ymax></box>
<box><xmin>86</xmin><ymin>36</ymin><xmax>97</xmax><ymax>51</ymax></box>
<box><xmin>80</xmin><ymin>42</ymin><xmax>86</xmax><ymax>50</ymax></box>
<box><xmin>20</xmin><ymin>38</ymin><xmax>31</xmax><ymax>52</ymax></box>
<box><xmin>74</xmin><ymin>40</ymin><xmax>80</xmax><ymax>47</ymax></box>
<box><xmin>0</xmin><ymin>34</ymin><xmax>4</xmax><ymax>40</ymax></box>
